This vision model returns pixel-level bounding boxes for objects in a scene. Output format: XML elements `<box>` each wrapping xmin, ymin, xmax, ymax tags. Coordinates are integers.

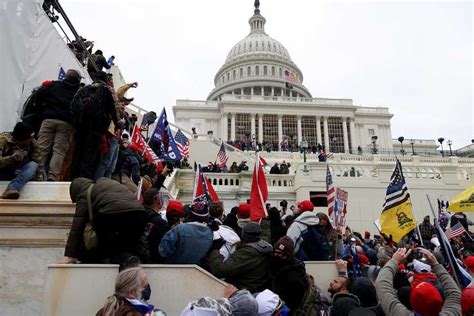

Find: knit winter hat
<box><xmin>349</xmin><ymin>277</ymin><xmax>378</xmax><ymax>308</ymax></box>
<box><xmin>332</xmin><ymin>293</ymin><xmax>361</xmax><ymax>316</ymax></box>
<box><xmin>241</xmin><ymin>222</ymin><xmax>262</xmax><ymax>243</ymax></box>
<box><xmin>461</xmin><ymin>286</ymin><xmax>474</xmax><ymax>314</ymax></box>
<box><xmin>410</xmin><ymin>281</ymin><xmax>443</xmax><ymax>316</ymax></box>
<box><xmin>364</xmin><ymin>231</ymin><xmax>371</xmax><ymax>239</ymax></box>
<box><xmin>297</xmin><ymin>200</ymin><xmax>314</xmax><ymax>212</ymax></box>
<box><xmin>187</xmin><ymin>201</ymin><xmax>209</xmax><ymax>223</ymax></box>
<box><xmin>238</xmin><ymin>203</ymin><xmax>251</xmax><ymax>219</ymax></box>
<box><xmin>229</xmin><ymin>290</ymin><xmax>259</xmax><ymax>316</ymax></box>
<box><xmin>272</xmin><ymin>236</ymin><xmax>294</xmax><ymax>261</ymax></box>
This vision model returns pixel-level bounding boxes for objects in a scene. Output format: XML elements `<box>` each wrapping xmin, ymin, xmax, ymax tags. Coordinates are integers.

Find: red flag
<box><xmin>250</xmin><ymin>154</ymin><xmax>268</xmax><ymax>221</ymax></box>
<box><xmin>131</xmin><ymin>126</ymin><xmax>163</xmax><ymax>172</ymax></box>
<box><xmin>193</xmin><ymin>165</ymin><xmax>219</xmax><ymax>203</ymax></box>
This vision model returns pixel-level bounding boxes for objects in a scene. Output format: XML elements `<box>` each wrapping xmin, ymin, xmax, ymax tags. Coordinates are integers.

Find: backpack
<box><xmin>21</xmin><ymin>87</ymin><xmax>45</xmax><ymax>137</ymax></box>
<box><xmin>83</xmin><ymin>184</ymin><xmax>98</xmax><ymax>250</ymax></box>
<box><xmin>70</xmin><ymin>82</ymin><xmax>109</xmax><ymax>129</ymax></box>
<box><xmin>298</xmin><ymin>224</ymin><xmax>330</xmax><ymax>261</ymax></box>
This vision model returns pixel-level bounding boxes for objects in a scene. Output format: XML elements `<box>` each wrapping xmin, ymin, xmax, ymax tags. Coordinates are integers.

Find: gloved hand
<box><xmin>211</xmin><ymin>238</ymin><xmax>226</xmax><ymax>251</ymax></box>
<box><xmin>12</xmin><ymin>150</ymin><xmax>28</xmax><ymax>161</ymax></box>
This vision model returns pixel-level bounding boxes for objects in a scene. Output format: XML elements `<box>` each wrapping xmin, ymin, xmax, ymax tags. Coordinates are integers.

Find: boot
<box><xmin>2</xmin><ymin>188</ymin><xmax>20</xmax><ymax>199</ymax></box>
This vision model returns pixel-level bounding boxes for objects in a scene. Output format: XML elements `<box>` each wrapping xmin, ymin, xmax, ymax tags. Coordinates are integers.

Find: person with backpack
<box><xmin>61</xmin><ymin>177</ymin><xmax>147</xmax><ymax>264</ymax></box>
<box><xmin>286</xmin><ymin>200</ymin><xmax>331</xmax><ymax>261</ymax></box>
<box><xmin>70</xmin><ymin>71</ymin><xmax>119</xmax><ymax>180</ymax></box>
<box><xmin>35</xmin><ymin>69</ymin><xmax>82</xmax><ymax>181</ymax></box>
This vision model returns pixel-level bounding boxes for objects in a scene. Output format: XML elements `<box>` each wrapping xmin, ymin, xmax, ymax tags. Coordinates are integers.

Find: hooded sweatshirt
<box><xmin>286</xmin><ymin>212</ymin><xmax>320</xmax><ymax>254</ymax></box>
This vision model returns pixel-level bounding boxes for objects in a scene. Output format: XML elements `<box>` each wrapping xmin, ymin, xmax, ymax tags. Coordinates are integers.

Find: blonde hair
<box><xmin>99</xmin><ymin>267</ymin><xmax>145</xmax><ymax>316</ymax></box>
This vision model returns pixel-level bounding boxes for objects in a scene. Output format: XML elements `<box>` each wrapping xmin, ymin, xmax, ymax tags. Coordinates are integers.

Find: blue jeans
<box><xmin>94</xmin><ymin>137</ymin><xmax>119</xmax><ymax>180</ymax></box>
<box><xmin>0</xmin><ymin>161</ymin><xmax>38</xmax><ymax>191</ymax></box>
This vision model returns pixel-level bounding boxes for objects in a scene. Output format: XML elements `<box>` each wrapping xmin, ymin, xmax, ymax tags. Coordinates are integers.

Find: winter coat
<box><xmin>292</xmin><ymin>285</ymin><xmax>327</xmax><ymax>316</ymax></box>
<box><xmin>350</xmin><ymin>276</ymin><xmax>385</xmax><ymax>316</ymax></box>
<box><xmin>145</xmin><ymin>207</ymin><xmax>169</xmax><ymax>263</ymax></box>
<box><xmin>271</xmin><ymin>258</ymin><xmax>309</xmax><ymax>311</ymax></box>
<box><xmin>286</xmin><ymin>212</ymin><xmax>320</xmax><ymax>254</ymax></box>
<box><xmin>36</xmin><ymin>79</ymin><xmax>81</xmax><ymax>123</ymax></box>
<box><xmin>0</xmin><ymin>132</ymin><xmax>42</xmax><ymax>178</ymax></box>
<box><xmin>375</xmin><ymin>259</ymin><xmax>461</xmax><ymax>316</ymax></box>
<box><xmin>88</xmin><ymin>53</ymin><xmax>111</xmax><ymax>73</ymax></box>
<box><xmin>159</xmin><ymin>222</ymin><xmax>213</xmax><ymax>264</ymax></box>
<box><xmin>65</xmin><ymin>177</ymin><xmax>146</xmax><ymax>258</ymax></box>
<box><xmin>209</xmin><ymin>239</ymin><xmax>273</xmax><ymax>293</ymax></box>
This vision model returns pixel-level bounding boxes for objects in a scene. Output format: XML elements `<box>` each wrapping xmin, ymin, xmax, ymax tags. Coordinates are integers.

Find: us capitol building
<box><xmin>173</xmin><ymin>2</ymin><xmax>396</xmax><ymax>153</ymax></box>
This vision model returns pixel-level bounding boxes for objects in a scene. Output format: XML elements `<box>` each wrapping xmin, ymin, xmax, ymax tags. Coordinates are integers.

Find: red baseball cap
<box><xmin>297</xmin><ymin>200</ymin><xmax>314</xmax><ymax>212</ymax></box>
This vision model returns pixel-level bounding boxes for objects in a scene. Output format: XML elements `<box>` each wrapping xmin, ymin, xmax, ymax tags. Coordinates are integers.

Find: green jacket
<box><xmin>0</xmin><ymin>132</ymin><xmax>42</xmax><ymax>179</ymax></box>
<box><xmin>209</xmin><ymin>239</ymin><xmax>272</xmax><ymax>293</ymax></box>
<box><xmin>375</xmin><ymin>259</ymin><xmax>461</xmax><ymax>316</ymax></box>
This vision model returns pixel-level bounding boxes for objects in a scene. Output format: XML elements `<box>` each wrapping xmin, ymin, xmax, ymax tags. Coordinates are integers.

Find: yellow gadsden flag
<box><xmin>380</xmin><ymin>159</ymin><xmax>417</xmax><ymax>243</ymax></box>
<box><xmin>448</xmin><ymin>186</ymin><xmax>474</xmax><ymax>213</ymax></box>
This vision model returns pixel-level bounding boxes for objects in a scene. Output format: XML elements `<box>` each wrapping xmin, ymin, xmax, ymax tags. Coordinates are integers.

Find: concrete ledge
<box><xmin>43</xmin><ymin>264</ymin><xmax>228</xmax><ymax>316</ymax></box>
<box><xmin>0</xmin><ymin>181</ymin><xmax>71</xmax><ymax>201</ymax></box>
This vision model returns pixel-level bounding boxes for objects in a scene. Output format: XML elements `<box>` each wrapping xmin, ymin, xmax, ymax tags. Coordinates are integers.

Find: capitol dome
<box><xmin>207</xmin><ymin>4</ymin><xmax>312</xmax><ymax>101</ymax></box>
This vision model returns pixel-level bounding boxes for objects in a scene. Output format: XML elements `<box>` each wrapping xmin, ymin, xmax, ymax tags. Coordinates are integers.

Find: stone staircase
<box><xmin>0</xmin><ymin>182</ymin><xmax>73</xmax><ymax>247</ymax></box>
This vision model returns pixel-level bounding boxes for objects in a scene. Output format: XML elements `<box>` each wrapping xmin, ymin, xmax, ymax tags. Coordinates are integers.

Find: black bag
<box><xmin>70</xmin><ymin>82</ymin><xmax>108</xmax><ymax>129</ymax></box>
<box><xmin>299</xmin><ymin>225</ymin><xmax>330</xmax><ymax>261</ymax></box>
<box><xmin>21</xmin><ymin>87</ymin><xmax>44</xmax><ymax>137</ymax></box>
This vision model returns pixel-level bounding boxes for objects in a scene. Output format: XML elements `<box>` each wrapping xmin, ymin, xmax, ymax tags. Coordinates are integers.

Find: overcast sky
<box><xmin>60</xmin><ymin>0</ymin><xmax>472</xmax><ymax>149</ymax></box>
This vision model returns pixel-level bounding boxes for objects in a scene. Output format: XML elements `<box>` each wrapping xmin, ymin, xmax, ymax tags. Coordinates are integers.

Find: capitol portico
<box><xmin>173</xmin><ymin>2</ymin><xmax>394</xmax><ymax>153</ymax></box>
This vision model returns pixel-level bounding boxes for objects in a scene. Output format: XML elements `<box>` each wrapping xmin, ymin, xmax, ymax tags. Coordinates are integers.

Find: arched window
<box><xmin>247</xmin><ymin>66</ymin><xmax>251</xmax><ymax>76</ymax></box>
<box><xmin>255</xmin><ymin>66</ymin><xmax>260</xmax><ymax>76</ymax></box>
<box><xmin>240</xmin><ymin>68</ymin><xmax>243</xmax><ymax>77</ymax></box>
<box><xmin>227</xmin><ymin>72</ymin><xmax>230</xmax><ymax>81</ymax></box>
<box><xmin>271</xmin><ymin>66</ymin><xmax>275</xmax><ymax>76</ymax></box>
<box><xmin>233</xmin><ymin>70</ymin><xmax>236</xmax><ymax>79</ymax></box>
<box><xmin>279</xmin><ymin>68</ymin><xmax>282</xmax><ymax>77</ymax></box>
<box><xmin>263</xmin><ymin>66</ymin><xmax>267</xmax><ymax>75</ymax></box>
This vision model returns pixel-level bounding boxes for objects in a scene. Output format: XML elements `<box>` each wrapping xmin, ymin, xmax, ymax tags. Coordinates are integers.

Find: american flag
<box><xmin>284</xmin><ymin>70</ymin><xmax>296</xmax><ymax>82</ymax></box>
<box><xmin>445</xmin><ymin>222</ymin><xmax>466</xmax><ymax>240</ymax></box>
<box><xmin>326</xmin><ymin>165</ymin><xmax>336</xmax><ymax>218</ymax></box>
<box><xmin>216</xmin><ymin>142</ymin><xmax>228</xmax><ymax>168</ymax></box>
<box><xmin>174</xmin><ymin>129</ymin><xmax>190</xmax><ymax>158</ymax></box>
<box><xmin>58</xmin><ymin>67</ymin><xmax>66</xmax><ymax>81</ymax></box>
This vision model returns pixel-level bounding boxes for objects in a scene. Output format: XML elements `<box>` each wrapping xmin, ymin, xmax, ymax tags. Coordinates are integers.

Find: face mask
<box><xmin>141</xmin><ymin>284</ymin><xmax>151</xmax><ymax>302</ymax></box>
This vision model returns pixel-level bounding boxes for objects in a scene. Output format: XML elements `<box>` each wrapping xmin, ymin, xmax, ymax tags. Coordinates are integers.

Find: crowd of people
<box><xmin>0</xmin><ymin>62</ymin><xmax>172</xmax><ymax>199</ymax></box>
<box><xmin>52</xmin><ymin>163</ymin><xmax>474</xmax><ymax>316</ymax></box>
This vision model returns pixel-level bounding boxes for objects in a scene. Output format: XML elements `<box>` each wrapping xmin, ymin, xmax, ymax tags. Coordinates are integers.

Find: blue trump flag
<box><xmin>151</xmin><ymin>108</ymin><xmax>182</xmax><ymax>161</ymax></box>
<box><xmin>435</xmin><ymin>219</ymin><xmax>472</xmax><ymax>288</ymax></box>
<box><xmin>58</xmin><ymin>67</ymin><xmax>66</xmax><ymax>81</ymax></box>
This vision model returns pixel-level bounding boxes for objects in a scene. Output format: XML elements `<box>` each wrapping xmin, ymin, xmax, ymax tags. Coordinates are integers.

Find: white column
<box><xmin>251</xmin><ymin>113</ymin><xmax>256</xmax><ymax>140</ymax></box>
<box><xmin>221</xmin><ymin>113</ymin><xmax>228</xmax><ymax>141</ymax></box>
<box><xmin>278</xmin><ymin>114</ymin><xmax>283</xmax><ymax>150</ymax></box>
<box><xmin>349</xmin><ymin>117</ymin><xmax>356</xmax><ymax>152</ymax></box>
<box><xmin>271</xmin><ymin>87</ymin><xmax>275</xmax><ymax>96</ymax></box>
<box><xmin>297</xmin><ymin>115</ymin><xmax>302</xmax><ymax>145</ymax></box>
<box><xmin>230</xmin><ymin>113</ymin><xmax>236</xmax><ymax>141</ymax></box>
<box><xmin>251</xmin><ymin>87</ymin><xmax>254</xmax><ymax>95</ymax></box>
<box><xmin>342</xmin><ymin>117</ymin><xmax>349</xmax><ymax>153</ymax></box>
<box><xmin>240</xmin><ymin>88</ymin><xmax>244</xmax><ymax>95</ymax></box>
<box><xmin>378</xmin><ymin>124</ymin><xmax>386</xmax><ymax>150</ymax></box>
<box><xmin>316</xmin><ymin>116</ymin><xmax>322</xmax><ymax>146</ymax></box>
<box><xmin>258</xmin><ymin>114</ymin><xmax>263</xmax><ymax>143</ymax></box>
<box><xmin>323</xmin><ymin>116</ymin><xmax>330</xmax><ymax>151</ymax></box>
<box><xmin>261</xmin><ymin>86</ymin><xmax>264</xmax><ymax>96</ymax></box>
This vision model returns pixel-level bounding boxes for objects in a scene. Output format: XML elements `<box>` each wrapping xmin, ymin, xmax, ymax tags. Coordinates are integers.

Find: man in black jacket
<box><xmin>87</xmin><ymin>49</ymin><xmax>111</xmax><ymax>80</ymax></box>
<box><xmin>36</xmin><ymin>69</ymin><xmax>81</xmax><ymax>181</ymax></box>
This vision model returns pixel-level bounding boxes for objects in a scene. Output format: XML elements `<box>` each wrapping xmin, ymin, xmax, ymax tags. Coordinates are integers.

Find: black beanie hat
<box><xmin>241</xmin><ymin>222</ymin><xmax>261</xmax><ymax>243</ymax></box>
<box><xmin>12</xmin><ymin>122</ymin><xmax>33</xmax><ymax>141</ymax></box>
